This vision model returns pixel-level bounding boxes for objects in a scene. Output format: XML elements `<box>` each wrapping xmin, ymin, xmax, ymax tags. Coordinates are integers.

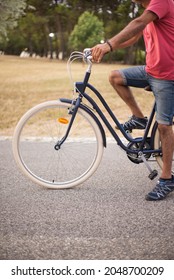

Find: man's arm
<box><xmin>118</xmin><ymin>32</ymin><xmax>143</xmax><ymax>49</ymax></box>
<box><xmin>91</xmin><ymin>10</ymin><xmax>158</xmax><ymax>63</ymax></box>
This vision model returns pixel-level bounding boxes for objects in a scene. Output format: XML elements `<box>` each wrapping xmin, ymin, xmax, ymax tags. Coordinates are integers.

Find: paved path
<box><xmin>0</xmin><ymin>139</ymin><xmax>174</xmax><ymax>259</ymax></box>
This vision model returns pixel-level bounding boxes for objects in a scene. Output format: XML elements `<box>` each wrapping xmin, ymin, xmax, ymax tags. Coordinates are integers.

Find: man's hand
<box><xmin>91</xmin><ymin>43</ymin><xmax>110</xmax><ymax>63</ymax></box>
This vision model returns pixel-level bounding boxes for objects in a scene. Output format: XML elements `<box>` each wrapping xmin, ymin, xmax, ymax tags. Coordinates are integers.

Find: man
<box><xmin>91</xmin><ymin>0</ymin><xmax>174</xmax><ymax>201</ymax></box>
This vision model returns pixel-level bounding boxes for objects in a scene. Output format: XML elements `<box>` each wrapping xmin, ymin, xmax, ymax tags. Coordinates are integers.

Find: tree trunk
<box><xmin>124</xmin><ymin>44</ymin><xmax>137</xmax><ymax>65</ymax></box>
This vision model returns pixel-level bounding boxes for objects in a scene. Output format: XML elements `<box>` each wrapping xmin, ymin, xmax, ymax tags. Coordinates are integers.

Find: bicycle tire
<box><xmin>12</xmin><ymin>99</ymin><xmax>104</xmax><ymax>189</ymax></box>
<box><xmin>153</xmin><ymin>122</ymin><xmax>174</xmax><ymax>174</ymax></box>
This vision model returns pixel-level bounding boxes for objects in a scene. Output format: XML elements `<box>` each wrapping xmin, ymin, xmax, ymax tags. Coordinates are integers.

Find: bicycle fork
<box><xmin>54</xmin><ymin>98</ymin><xmax>81</xmax><ymax>150</ymax></box>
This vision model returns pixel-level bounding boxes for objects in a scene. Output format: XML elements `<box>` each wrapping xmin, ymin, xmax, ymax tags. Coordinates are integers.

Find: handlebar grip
<box><xmin>83</xmin><ymin>48</ymin><xmax>91</xmax><ymax>55</ymax></box>
<box><xmin>83</xmin><ymin>48</ymin><xmax>92</xmax><ymax>57</ymax></box>
<box><xmin>83</xmin><ymin>48</ymin><xmax>92</xmax><ymax>63</ymax></box>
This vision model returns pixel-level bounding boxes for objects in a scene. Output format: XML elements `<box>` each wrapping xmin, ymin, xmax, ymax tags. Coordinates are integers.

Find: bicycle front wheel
<box><xmin>13</xmin><ymin>100</ymin><xmax>104</xmax><ymax>189</ymax></box>
<box><xmin>153</xmin><ymin>123</ymin><xmax>174</xmax><ymax>175</ymax></box>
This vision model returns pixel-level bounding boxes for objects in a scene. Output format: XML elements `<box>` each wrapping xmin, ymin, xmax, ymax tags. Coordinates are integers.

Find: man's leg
<box><xmin>158</xmin><ymin>124</ymin><xmax>174</xmax><ymax>179</ymax></box>
<box><xmin>146</xmin><ymin>77</ymin><xmax>174</xmax><ymax>201</ymax></box>
<box><xmin>109</xmin><ymin>70</ymin><xmax>145</xmax><ymax>118</ymax></box>
<box><xmin>146</xmin><ymin>125</ymin><xmax>174</xmax><ymax>201</ymax></box>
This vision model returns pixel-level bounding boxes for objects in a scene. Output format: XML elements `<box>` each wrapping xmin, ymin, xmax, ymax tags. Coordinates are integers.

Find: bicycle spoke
<box><xmin>13</xmin><ymin>100</ymin><xmax>103</xmax><ymax>188</ymax></box>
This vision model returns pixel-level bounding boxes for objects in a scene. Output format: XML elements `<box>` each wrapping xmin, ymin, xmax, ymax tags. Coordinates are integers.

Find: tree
<box><xmin>114</xmin><ymin>0</ymin><xmax>145</xmax><ymax>64</ymax></box>
<box><xmin>68</xmin><ymin>11</ymin><xmax>104</xmax><ymax>51</ymax></box>
<box><xmin>0</xmin><ymin>0</ymin><xmax>26</xmax><ymax>38</ymax></box>
<box><xmin>1</xmin><ymin>0</ymin><xmax>145</xmax><ymax>63</ymax></box>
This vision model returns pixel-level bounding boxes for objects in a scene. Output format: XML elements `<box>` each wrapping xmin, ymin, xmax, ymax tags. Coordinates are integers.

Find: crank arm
<box><xmin>138</xmin><ymin>152</ymin><xmax>158</xmax><ymax>180</ymax></box>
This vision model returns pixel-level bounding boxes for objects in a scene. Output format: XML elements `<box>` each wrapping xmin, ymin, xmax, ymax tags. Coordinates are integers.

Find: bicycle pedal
<box><xmin>125</xmin><ymin>130</ymin><xmax>133</xmax><ymax>139</ymax></box>
<box><xmin>125</xmin><ymin>129</ymin><xmax>132</xmax><ymax>133</ymax></box>
<box><xmin>148</xmin><ymin>170</ymin><xmax>158</xmax><ymax>180</ymax></box>
<box><xmin>115</xmin><ymin>125</ymin><xmax>132</xmax><ymax>133</ymax></box>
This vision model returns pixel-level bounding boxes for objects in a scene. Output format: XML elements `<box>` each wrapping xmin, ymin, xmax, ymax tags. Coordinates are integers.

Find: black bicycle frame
<box><xmin>61</xmin><ymin>69</ymin><xmax>161</xmax><ymax>156</ymax></box>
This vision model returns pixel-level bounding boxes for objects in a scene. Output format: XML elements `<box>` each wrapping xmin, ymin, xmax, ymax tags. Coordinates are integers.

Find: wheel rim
<box><xmin>13</xmin><ymin>101</ymin><xmax>103</xmax><ymax>188</ymax></box>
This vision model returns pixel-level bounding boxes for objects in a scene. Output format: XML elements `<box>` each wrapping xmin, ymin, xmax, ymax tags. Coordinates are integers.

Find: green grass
<box><xmin>0</xmin><ymin>55</ymin><xmax>154</xmax><ymax>136</ymax></box>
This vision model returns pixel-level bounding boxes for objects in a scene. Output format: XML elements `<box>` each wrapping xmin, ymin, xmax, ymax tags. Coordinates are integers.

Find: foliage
<box><xmin>0</xmin><ymin>0</ymin><xmax>26</xmax><ymax>38</ymax></box>
<box><xmin>0</xmin><ymin>0</ymin><xmax>146</xmax><ymax>63</ymax></box>
<box><xmin>68</xmin><ymin>11</ymin><xmax>104</xmax><ymax>51</ymax></box>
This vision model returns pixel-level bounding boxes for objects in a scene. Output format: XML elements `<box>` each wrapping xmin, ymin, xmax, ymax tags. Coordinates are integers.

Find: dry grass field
<box><xmin>0</xmin><ymin>55</ymin><xmax>154</xmax><ymax>137</ymax></box>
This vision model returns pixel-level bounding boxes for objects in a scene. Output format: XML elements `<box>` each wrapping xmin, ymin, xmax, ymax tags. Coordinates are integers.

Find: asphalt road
<box><xmin>0</xmin><ymin>139</ymin><xmax>174</xmax><ymax>260</ymax></box>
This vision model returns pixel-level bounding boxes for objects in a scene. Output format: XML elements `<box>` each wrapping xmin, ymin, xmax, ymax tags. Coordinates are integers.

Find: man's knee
<box><xmin>109</xmin><ymin>70</ymin><xmax>124</xmax><ymax>87</ymax></box>
<box><xmin>158</xmin><ymin>123</ymin><xmax>172</xmax><ymax>136</ymax></box>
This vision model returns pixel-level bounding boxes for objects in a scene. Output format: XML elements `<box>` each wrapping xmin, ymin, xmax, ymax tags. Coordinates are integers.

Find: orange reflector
<box><xmin>58</xmin><ymin>118</ymin><xmax>69</xmax><ymax>124</ymax></box>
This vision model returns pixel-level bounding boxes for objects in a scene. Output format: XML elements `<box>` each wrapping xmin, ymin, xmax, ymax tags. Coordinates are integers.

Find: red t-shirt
<box><xmin>143</xmin><ymin>0</ymin><xmax>174</xmax><ymax>80</ymax></box>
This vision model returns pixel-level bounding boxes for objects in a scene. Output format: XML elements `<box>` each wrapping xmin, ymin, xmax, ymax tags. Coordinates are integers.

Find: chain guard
<box><xmin>127</xmin><ymin>141</ymin><xmax>151</xmax><ymax>164</ymax></box>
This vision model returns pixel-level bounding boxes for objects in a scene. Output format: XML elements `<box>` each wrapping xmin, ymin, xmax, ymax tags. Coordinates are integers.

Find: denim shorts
<box><xmin>119</xmin><ymin>66</ymin><xmax>174</xmax><ymax>125</ymax></box>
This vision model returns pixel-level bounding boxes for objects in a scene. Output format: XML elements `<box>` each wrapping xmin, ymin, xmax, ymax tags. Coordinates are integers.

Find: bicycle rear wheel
<box><xmin>13</xmin><ymin>100</ymin><xmax>104</xmax><ymax>189</ymax></box>
<box><xmin>153</xmin><ymin>123</ymin><xmax>174</xmax><ymax>175</ymax></box>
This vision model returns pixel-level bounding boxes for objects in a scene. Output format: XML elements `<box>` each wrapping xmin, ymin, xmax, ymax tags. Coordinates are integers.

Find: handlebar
<box><xmin>67</xmin><ymin>49</ymin><xmax>93</xmax><ymax>90</ymax></box>
<box><xmin>83</xmin><ymin>48</ymin><xmax>92</xmax><ymax>63</ymax></box>
<box><xmin>67</xmin><ymin>49</ymin><xmax>92</xmax><ymax>65</ymax></box>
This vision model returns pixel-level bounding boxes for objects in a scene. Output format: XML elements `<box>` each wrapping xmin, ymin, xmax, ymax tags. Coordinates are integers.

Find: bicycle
<box><xmin>12</xmin><ymin>49</ymin><xmax>174</xmax><ymax>189</ymax></box>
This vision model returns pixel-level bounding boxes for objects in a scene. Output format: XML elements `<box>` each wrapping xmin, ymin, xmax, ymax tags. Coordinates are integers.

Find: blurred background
<box><xmin>0</xmin><ymin>0</ymin><xmax>145</xmax><ymax>64</ymax></box>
